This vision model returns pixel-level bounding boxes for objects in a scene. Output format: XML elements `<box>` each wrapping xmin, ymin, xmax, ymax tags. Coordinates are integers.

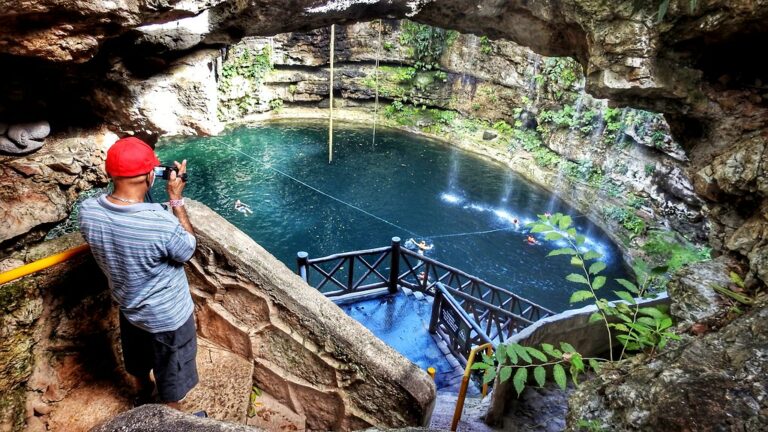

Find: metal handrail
<box><xmin>400</xmin><ymin>248</ymin><xmax>555</xmax><ymax>318</ymax></box>
<box><xmin>0</xmin><ymin>244</ymin><xmax>91</xmax><ymax>285</ymax></box>
<box><xmin>305</xmin><ymin>245</ymin><xmax>391</xmax><ymax>264</ymax></box>
<box><xmin>451</xmin><ymin>343</ymin><xmax>493</xmax><ymax>432</ymax></box>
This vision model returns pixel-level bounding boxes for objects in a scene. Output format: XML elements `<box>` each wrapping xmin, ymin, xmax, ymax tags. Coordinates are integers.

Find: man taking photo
<box><xmin>78</xmin><ymin>137</ymin><xmax>198</xmax><ymax>410</ymax></box>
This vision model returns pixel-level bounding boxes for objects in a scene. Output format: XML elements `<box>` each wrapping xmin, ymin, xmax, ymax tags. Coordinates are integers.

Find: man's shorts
<box><xmin>119</xmin><ymin>312</ymin><xmax>199</xmax><ymax>402</ymax></box>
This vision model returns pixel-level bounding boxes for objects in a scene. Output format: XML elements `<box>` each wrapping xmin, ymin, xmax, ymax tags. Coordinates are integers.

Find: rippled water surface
<box><xmin>155</xmin><ymin>121</ymin><xmax>628</xmax><ymax>312</ymax></box>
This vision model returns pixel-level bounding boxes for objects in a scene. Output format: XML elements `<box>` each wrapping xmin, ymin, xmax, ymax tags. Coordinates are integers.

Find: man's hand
<box><xmin>167</xmin><ymin>159</ymin><xmax>195</xmax><ymax>236</ymax></box>
<box><xmin>167</xmin><ymin>160</ymin><xmax>187</xmax><ymax>200</ymax></box>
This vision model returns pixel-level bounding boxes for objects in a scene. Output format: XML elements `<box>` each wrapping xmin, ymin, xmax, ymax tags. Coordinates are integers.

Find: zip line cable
<box><xmin>425</xmin><ymin>227</ymin><xmax>516</xmax><ymax>239</ymax></box>
<box><xmin>210</xmin><ymin>136</ymin><xmax>419</xmax><ymax>237</ymax></box>
<box><xmin>208</xmin><ymin>137</ymin><xmax>533</xmax><ymax>241</ymax></box>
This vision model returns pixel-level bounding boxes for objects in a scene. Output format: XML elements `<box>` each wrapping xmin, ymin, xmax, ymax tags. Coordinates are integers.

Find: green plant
<box><xmin>471</xmin><ymin>103</ymin><xmax>481</xmax><ymax>111</ymax></box>
<box><xmin>492</xmin><ymin>120</ymin><xmax>514</xmax><ymax>136</ymax></box>
<box><xmin>626</xmin><ymin>193</ymin><xmax>646</xmax><ymax>209</ymax></box>
<box><xmin>475</xmin><ymin>215</ymin><xmax>681</xmax><ymax>397</ymax></box>
<box><xmin>268</xmin><ymin>98</ymin><xmax>284</xmax><ymax>112</ymax></box>
<box><xmin>479</xmin><ymin>36</ymin><xmax>493</xmax><ymax>54</ymax></box>
<box><xmin>576</xmin><ymin>419</ymin><xmax>608</xmax><ymax>432</ymax></box>
<box><xmin>530</xmin><ymin>213</ymin><xmax>680</xmax><ymax>359</ymax></box>
<box><xmin>472</xmin><ymin>341</ymin><xmax>602</xmax><ymax>395</ymax></box>
<box><xmin>603</xmin><ymin>206</ymin><xmax>646</xmax><ymax>237</ymax></box>
<box><xmin>642</xmin><ymin>230</ymin><xmax>710</xmax><ymax>273</ymax></box>
<box><xmin>288</xmin><ymin>84</ymin><xmax>298</xmax><ymax>94</ymax></box>
<box><xmin>644</xmin><ymin>163</ymin><xmax>656</xmax><ymax>176</ymax></box>
<box><xmin>218</xmin><ymin>46</ymin><xmax>273</xmax><ymax>120</ymax></box>
<box><xmin>399</xmin><ymin>20</ymin><xmax>449</xmax><ymax>70</ymax></box>
<box><xmin>382</xmin><ymin>41</ymin><xmax>394</xmax><ymax>51</ymax></box>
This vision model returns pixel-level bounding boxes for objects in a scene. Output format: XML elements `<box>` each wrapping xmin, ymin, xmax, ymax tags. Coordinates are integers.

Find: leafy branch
<box><xmin>472</xmin><ymin>342</ymin><xmax>606</xmax><ymax>396</ymax></box>
<box><xmin>530</xmin><ymin>213</ymin><xmax>680</xmax><ymax>361</ymax></box>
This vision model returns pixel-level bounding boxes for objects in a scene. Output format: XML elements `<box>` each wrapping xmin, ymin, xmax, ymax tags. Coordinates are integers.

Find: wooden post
<box><xmin>297</xmin><ymin>251</ymin><xmax>309</xmax><ymax>282</ymax></box>
<box><xmin>429</xmin><ymin>288</ymin><xmax>442</xmax><ymax>333</ymax></box>
<box><xmin>388</xmin><ymin>236</ymin><xmax>400</xmax><ymax>294</ymax></box>
<box><xmin>328</xmin><ymin>24</ymin><xmax>335</xmax><ymax>163</ymax></box>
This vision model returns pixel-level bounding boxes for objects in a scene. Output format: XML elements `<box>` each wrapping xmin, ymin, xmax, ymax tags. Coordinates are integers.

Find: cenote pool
<box><xmin>155</xmin><ymin>120</ymin><xmax>628</xmax><ymax>312</ymax></box>
<box><xmin>154</xmin><ymin>120</ymin><xmax>629</xmax><ymax>389</ymax></box>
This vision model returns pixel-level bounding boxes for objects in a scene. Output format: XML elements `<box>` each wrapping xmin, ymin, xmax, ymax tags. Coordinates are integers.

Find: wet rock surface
<box><xmin>566</xmin><ymin>299</ymin><xmax>768</xmax><ymax>431</ymax></box>
<box><xmin>667</xmin><ymin>257</ymin><xmax>735</xmax><ymax>327</ymax></box>
<box><xmin>89</xmin><ymin>404</ymin><xmax>263</xmax><ymax>432</ymax></box>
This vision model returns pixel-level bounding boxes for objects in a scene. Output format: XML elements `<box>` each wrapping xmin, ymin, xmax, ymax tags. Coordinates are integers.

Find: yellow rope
<box><xmin>328</xmin><ymin>24</ymin><xmax>335</xmax><ymax>163</ymax></box>
<box><xmin>372</xmin><ymin>20</ymin><xmax>382</xmax><ymax>147</ymax></box>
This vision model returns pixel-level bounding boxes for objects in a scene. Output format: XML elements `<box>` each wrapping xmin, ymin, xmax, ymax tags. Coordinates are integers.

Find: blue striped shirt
<box><xmin>78</xmin><ymin>194</ymin><xmax>196</xmax><ymax>333</ymax></box>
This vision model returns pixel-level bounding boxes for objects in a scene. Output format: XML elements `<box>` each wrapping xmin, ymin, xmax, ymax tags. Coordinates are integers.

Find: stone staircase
<box><xmin>428</xmin><ymin>392</ymin><xmax>495</xmax><ymax>432</ymax></box>
<box><xmin>43</xmin><ymin>337</ymin><xmax>253</xmax><ymax>432</ymax></box>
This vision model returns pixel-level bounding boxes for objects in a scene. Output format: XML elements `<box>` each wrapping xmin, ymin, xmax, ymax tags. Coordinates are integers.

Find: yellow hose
<box><xmin>0</xmin><ymin>244</ymin><xmax>90</xmax><ymax>285</ymax></box>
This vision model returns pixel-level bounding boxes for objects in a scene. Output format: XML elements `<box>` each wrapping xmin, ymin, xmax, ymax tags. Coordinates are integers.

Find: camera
<box><xmin>153</xmin><ymin>165</ymin><xmax>188</xmax><ymax>181</ymax></box>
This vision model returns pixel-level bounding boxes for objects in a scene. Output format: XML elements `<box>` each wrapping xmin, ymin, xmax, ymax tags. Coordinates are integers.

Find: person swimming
<box><xmin>234</xmin><ymin>199</ymin><xmax>253</xmax><ymax>215</ymax></box>
<box><xmin>415</xmin><ymin>240</ymin><xmax>433</xmax><ymax>256</ymax></box>
<box><xmin>526</xmin><ymin>235</ymin><xmax>539</xmax><ymax>245</ymax></box>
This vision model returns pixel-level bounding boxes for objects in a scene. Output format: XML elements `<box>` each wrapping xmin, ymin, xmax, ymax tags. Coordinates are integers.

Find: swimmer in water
<box><xmin>526</xmin><ymin>235</ymin><xmax>539</xmax><ymax>245</ymax></box>
<box><xmin>234</xmin><ymin>199</ymin><xmax>253</xmax><ymax>215</ymax></box>
<box><xmin>416</xmin><ymin>240</ymin><xmax>433</xmax><ymax>256</ymax></box>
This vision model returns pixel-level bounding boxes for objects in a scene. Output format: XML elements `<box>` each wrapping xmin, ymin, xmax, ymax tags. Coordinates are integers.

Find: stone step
<box><xmin>43</xmin><ymin>336</ymin><xmax>253</xmax><ymax>432</ymax></box>
<box><xmin>429</xmin><ymin>392</ymin><xmax>495</xmax><ymax>432</ymax></box>
<box><xmin>180</xmin><ymin>337</ymin><xmax>254</xmax><ymax>422</ymax></box>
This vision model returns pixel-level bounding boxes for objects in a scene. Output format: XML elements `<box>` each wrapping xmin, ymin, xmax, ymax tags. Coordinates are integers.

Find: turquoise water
<box><xmin>154</xmin><ymin>120</ymin><xmax>628</xmax><ymax>312</ymax></box>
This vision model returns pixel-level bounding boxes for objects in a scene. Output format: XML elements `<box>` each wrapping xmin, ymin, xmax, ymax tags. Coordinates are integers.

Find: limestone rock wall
<box><xmin>228</xmin><ymin>21</ymin><xmax>704</xmax><ymax>247</ymax></box>
<box><xmin>185</xmin><ymin>200</ymin><xmax>436</xmax><ymax>431</ymax></box>
<box><xmin>566</xmin><ymin>297</ymin><xmax>768</xmax><ymax>431</ymax></box>
<box><xmin>0</xmin><ymin>129</ymin><xmax>114</xmax><ymax>250</ymax></box>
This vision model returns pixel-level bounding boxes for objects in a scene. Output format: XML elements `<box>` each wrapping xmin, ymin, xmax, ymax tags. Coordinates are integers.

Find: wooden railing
<box><xmin>297</xmin><ymin>237</ymin><xmax>556</xmax><ymax>363</ymax></box>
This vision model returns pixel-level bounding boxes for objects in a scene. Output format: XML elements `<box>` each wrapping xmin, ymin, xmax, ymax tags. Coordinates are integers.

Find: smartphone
<box><xmin>153</xmin><ymin>165</ymin><xmax>188</xmax><ymax>181</ymax></box>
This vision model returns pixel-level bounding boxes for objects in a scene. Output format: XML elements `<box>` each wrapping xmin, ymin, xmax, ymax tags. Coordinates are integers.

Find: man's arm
<box><xmin>168</xmin><ymin>159</ymin><xmax>195</xmax><ymax>236</ymax></box>
<box><xmin>172</xmin><ymin>204</ymin><xmax>195</xmax><ymax>236</ymax></box>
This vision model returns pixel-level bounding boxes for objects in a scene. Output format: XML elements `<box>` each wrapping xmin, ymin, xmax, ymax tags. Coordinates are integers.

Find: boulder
<box><xmin>667</xmin><ymin>257</ymin><xmax>735</xmax><ymax>327</ymax></box>
<box><xmin>566</xmin><ymin>300</ymin><xmax>768</xmax><ymax>431</ymax></box>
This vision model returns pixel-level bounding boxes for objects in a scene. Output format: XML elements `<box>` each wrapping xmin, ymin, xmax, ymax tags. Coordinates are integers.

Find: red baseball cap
<box><xmin>105</xmin><ymin>137</ymin><xmax>160</xmax><ymax>177</ymax></box>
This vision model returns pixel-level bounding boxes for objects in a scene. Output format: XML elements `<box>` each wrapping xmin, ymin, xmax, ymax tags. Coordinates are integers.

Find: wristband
<box><xmin>169</xmin><ymin>198</ymin><xmax>185</xmax><ymax>208</ymax></box>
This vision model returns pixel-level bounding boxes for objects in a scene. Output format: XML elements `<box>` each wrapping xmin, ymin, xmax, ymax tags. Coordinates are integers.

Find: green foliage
<box><xmin>626</xmin><ymin>193</ymin><xmax>646</xmax><ymax>209</ymax></box>
<box><xmin>531</xmin><ymin>213</ymin><xmax>680</xmax><ymax>359</ymax></box>
<box><xmin>445</xmin><ymin>30</ymin><xmax>460</xmax><ymax>47</ymax></box>
<box><xmin>382</xmin><ymin>41</ymin><xmax>394</xmax><ymax>51</ymax></box>
<box><xmin>492</xmin><ymin>120</ymin><xmax>514</xmax><ymax>136</ymax></box>
<box><xmin>576</xmin><ymin>419</ymin><xmax>608</xmax><ymax>432</ymax></box>
<box><xmin>288</xmin><ymin>84</ymin><xmax>298</xmax><ymax>95</ymax></box>
<box><xmin>247</xmin><ymin>385</ymin><xmax>262</xmax><ymax>418</ymax></box>
<box><xmin>479</xmin><ymin>36</ymin><xmax>493</xmax><ymax>54</ymax></box>
<box><xmin>537</xmin><ymin>57</ymin><xmax>581</xmax><ymax>99</ymax></box>
<box><xmin>603</xmin><ymin>205</ymin><xmax>646</xmax><ymax>237</ymax></box>
<box><xmin>561</xmin><ymin>159</ymin><xmax>604</xmax><ymax>187</ymax></box>
<box><xmin>268</xmin><ymin>98</ymin><xmax>283</xmax><ymax>112</ymax></box>
<box><xmin>218</xmin><ymin>46</ymin><xmax>273</xmax><ymax>120</ymax></box>
<box><xmin>642</xmin><ymin>230</ymin><xmax>711</xmax><ymax>273</ymax></box>
<box><xmin>400</xmin><ymin>20</ymin><xmax>450</xmax><ymax>71</ymax></box>
<box><xmin>472</xmin><ymin>341</ymin><xmax>599</xmax><ymax>396</ymax></box>
<box><xmin>644</xmin><ymin>163</ymin><xmax>656</xmax><ymax>176</ymax></box>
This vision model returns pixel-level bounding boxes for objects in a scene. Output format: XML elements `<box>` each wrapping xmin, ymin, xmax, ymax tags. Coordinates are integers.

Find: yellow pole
<box><xmin>372</xmin><ymin>19</ymin><xmax>381</xmax><ymax>147</ymax></box>
<box><xmin>328</xmin><ymin>24</ymin><xmax>335</xmax><ymax>164</ymax></box>
<box><xmin>0</xmin><ymin>244</ymin><xmax>90</xmax><ymax>285</ymax></box>
<box><xmin>427</xmin><ymin>367</ymin><xmax>436</xmax><ymax>380</ymax></box>
<box><xmin>451</xmin><ymin>342</ymin><xmax>494</xmax><ymax>431</ymax></box>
